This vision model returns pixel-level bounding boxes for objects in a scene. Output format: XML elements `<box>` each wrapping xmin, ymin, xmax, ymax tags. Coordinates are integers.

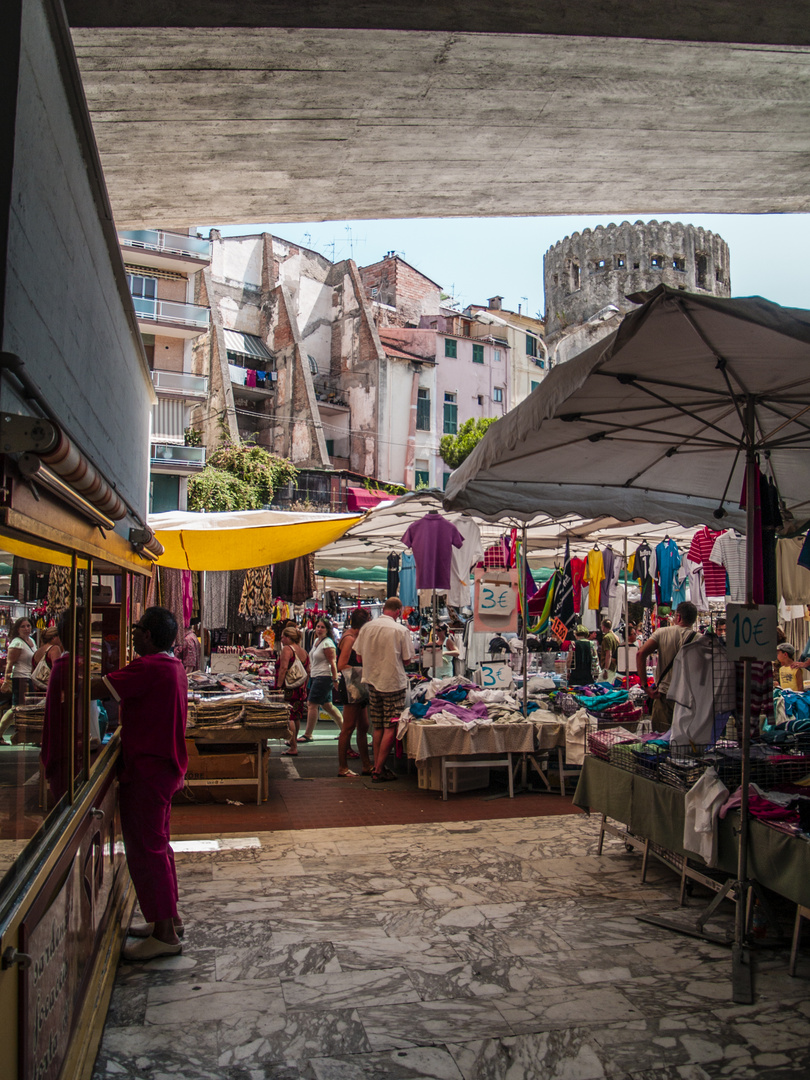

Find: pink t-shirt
<box><xmin>402</xmin><ymin>515</ymin><xmax>464</xmax><ymax>589</ymax></box>
<box><xmin>104</xmin><ymin>652</ymin><xmax>188</xmax><ymax>784</ymax></box>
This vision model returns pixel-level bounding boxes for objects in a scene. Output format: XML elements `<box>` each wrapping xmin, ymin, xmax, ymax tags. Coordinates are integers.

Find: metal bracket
<box><xmin>2</xmin><ymin>946</ymin><xmax>32</xmax><ymax>970</ymax></box>
<box><xmin>91</xmin><ymin>808</ymin><xmax>105</xmax><ymax>821</ymax></box>
<box><xmin>0</xmin><ymin>413</ymin><xmax>58</xmax><ymax>454</ymax></box>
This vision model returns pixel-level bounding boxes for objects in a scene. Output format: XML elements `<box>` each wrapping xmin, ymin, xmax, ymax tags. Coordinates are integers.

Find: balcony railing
<box><xmin>120</xmin><ymin>230</ymin><xmax>211</xmax><ymax>260</ymax></box>
<box><xmin>150</xmin><ymin>443</ymin><xmax>206</xmax><ymax>467</ymax></box>
<box><xmin>133</xmin><ymin>297</ymin><xmax>209</xmax><ymax>331</ymax></box>
<box><xmin>151</xmin><ymin>370</ymin><xmax>209</xmax><ymax>398</ymax></box>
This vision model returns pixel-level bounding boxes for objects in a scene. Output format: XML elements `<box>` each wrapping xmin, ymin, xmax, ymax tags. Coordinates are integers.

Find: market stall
<box><xmin>444</xmin><ymin>284</ymin><xmax>810</xmax><ymax>999</ymax></box>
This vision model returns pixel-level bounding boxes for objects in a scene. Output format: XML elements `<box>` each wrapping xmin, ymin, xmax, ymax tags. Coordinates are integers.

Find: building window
<box><xmin>325</xmin><ymin>439</ymin><xmax>334</xmax><ymax>455</ymax></box>
<box><xmin>416</xmin><ymin>387</ymin><xmax>431</xmax><ymax>431</ymax></box>
<box><xmin>443</xmin><ymin>392</ymin><xmax>458</xmax><ymax>435</ymax></box>
<box><xmin>443</xmin><ymin>472</ymin><xmax>451</xmax><ymax>491</ymax></box>
<box><xmin>445</xmin><ymin>338</ymin><xmax>457</xmax><ymax>358</ymax></box>
<box><xmin>672</xmin><ymin>257</ymin><xmax>685</xmax><ymax>272</ymax></box>
<box><xmin>494</xmin><ymin>349</ymin><xmax>502</xmax><ymax>363</ymax></box>
<box><xmin>595</xmin><ymin>258</ymin><xmax>607</xmax><ymax>272</ymax></box>
<box><xmin>493</xmin><ymin>387</ymin><xmax>503</xmax><ymax>403</ymax></box>
<box><xmin>308</xmin><ymin>354</ymin><xmax>319</xmax><ymax>375</ymax></box>
<box><xmin>415</xmin><ymin>469</ymin><xmax>430</xmax><ymax>489</ymax></box>
<box><xmin>531</xmin><ymin>380</ymin><xmax>541</xmax><ymax>392</ymax></box>
<box><xmin>615</xmin><ymin>254</ymin><xmax>626</xmax><ymax>269</ymax></box>
<box><xmin>472</xmin><ymin>343</ymin><xmax>484</xmax><ymax>364</ymax></box>
<box><xmin>696</xmin><ymin>253</ymin><xmax>708</xmax><ymax>288</ymax></box>
<box><xmin>126</xmin><ymin>273</ymin><xmax>157</xmax><ymax>299</ymax></box>
<box><xmin>569</xmin><ymin>261</ymin><xmax>581</xmax><ymax>291</ymax></box>
<box><xmin>526</xmin><ymin>335</ymin><xmax>538</xmax><ymax>358</ymax></box>
<box><xmin>536</xmin><ymin>359</ymin><xmax>545</xmax><ymax>369</ymax></box>
<box><xmin>477</xmin><ymin>394</ymin><xmax>484</xmax><ymax>406</ymax></box>
<box><xmin>650</xmin><ymin>254</ymin><xmax>664</xmax><ymax>269</ymax></box>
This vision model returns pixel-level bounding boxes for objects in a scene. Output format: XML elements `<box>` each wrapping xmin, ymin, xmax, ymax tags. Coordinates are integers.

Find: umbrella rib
<box><xmin>601</xmin><ymin>373</ymin><xmax>743</xmax><ymax>443</ymax></box>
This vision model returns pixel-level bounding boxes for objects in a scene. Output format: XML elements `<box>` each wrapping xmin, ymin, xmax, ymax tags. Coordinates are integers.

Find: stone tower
<box><xmin>543</xmin><ymin>220</ymin><xmax>731</xmax><ymax>338</ymax></box>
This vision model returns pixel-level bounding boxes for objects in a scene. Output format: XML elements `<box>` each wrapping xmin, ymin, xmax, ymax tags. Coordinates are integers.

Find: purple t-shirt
<box><xmin>402</xmin><ymin>515</ymin><xmax>464</xmax><ymax>589</ymax></box>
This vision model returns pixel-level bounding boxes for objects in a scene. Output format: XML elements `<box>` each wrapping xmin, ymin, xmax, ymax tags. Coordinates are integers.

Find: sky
<box><xmin>209</xmin><ymin>213</ymin><xmax>810</xmax><ymax>318</ymax></box>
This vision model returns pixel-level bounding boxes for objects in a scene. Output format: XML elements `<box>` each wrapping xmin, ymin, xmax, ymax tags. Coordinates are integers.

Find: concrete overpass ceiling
<box><xmin>65</xmin><ymin>5</ymin><xmax>810</xmax><ymax>228</ymax></box>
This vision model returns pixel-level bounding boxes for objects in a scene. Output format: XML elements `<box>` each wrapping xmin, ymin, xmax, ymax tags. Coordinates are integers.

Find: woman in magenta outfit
<box><xmin>93</xmin><ymin>605</ymin><xmax>188</xmax><ymax>961</ymax></box>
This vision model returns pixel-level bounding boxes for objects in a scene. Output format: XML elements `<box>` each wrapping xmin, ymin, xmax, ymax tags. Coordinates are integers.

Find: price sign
<box><xmin>477</xmin><ymin>581</ymin><xmax>516</xmax><ymax>617</ymax></box>
<box><xmin>550</xmin><ymin>617</ymin><xmax>569</xmax><ymax>644</ymax></box>
<box><xmin>479</xmin><ymin>661</ymin><xmax>513</xmax><ymax>689</ymax></box>
<box><xmin>725</xmin><ymin>603</ymin><xmax>778</xmax><ymax>661</ymax></box>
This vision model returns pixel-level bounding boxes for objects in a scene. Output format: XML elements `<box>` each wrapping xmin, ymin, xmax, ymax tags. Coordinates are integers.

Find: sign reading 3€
<box><xmin>474</xmin><ymin>568</ymin><xmax>518</xmax><ymax>633</ymax></box>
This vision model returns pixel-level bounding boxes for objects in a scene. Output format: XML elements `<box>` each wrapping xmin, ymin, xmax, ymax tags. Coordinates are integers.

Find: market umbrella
<box><xmin>149</xmin><ymin>508</ymin><xmax>363</xmax><ymax>571</ymax></box>
<box><xmin>445</xmin><ymin>284</ymin><xmax>810</xmax><ymax>1001</ymax></box>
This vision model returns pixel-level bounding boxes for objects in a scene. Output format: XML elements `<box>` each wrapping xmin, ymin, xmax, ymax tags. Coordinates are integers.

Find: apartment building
<box><xmin>118</xmin><ymin>228</ymin><xmax>211</xmax><ymax>511</ymax></box>
<box><xmin>465</xmin><ymin>296</ymin><xmax>548</xmax><ymax>407</ymax></box>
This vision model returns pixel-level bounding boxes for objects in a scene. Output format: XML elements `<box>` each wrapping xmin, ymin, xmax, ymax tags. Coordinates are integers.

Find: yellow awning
<box><xmin>149</xmin><ymin>509</ymin><xmax>364</xmax><ymax>571</ymax></box>
<box><xmin>0</xmin><ymin>534</ymin><xmax>88</xmax><ymax>569</ymax></box>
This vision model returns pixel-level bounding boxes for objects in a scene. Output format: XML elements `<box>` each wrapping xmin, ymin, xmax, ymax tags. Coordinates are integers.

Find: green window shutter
<box><xmin>472</xmin><ymin>343</ymin><xmax>484</xmax><ymax>364</ymax></box>
<box><xmin>443</xmin><ymin>472</ymin><xmax>451</xmax><ymax>491</ymax></box>
<box><xmin>526</xmin><ymin>335</ymin><xmax>538</xmax><ymax>357</ymax></box>
<box><xmin>531</xmin><ymin>380</ymin><xmax>540</xmax><ymax>392</ymax></box>
<box><xmin>416</xmin><ymin>388</ymin><xmax>431</xmax><ymax>431</ymax></box>
<box><xmin>414</xmin><ymin>470</ymin><xmax>430</xmax><ymax>488</ymax></box>
<box><xmin>443</xmin><ymin>401</ymin><xmax>458</xmax><ymax>435</ymax></box>
<box><xmin>445</xmin><ymin>338</ymin><xmax>457</xmax><ymax>358</ymax></box>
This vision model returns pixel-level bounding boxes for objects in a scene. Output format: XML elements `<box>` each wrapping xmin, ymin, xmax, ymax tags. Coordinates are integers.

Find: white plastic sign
<box><xmin>725</xmin><ymin>603</ymin><xmax>778</xmax><ymax>661</ymax></box>
<box><xmin>479</xmin><ymin>661</ymin><xmax>513</xmax><ymax>689</ymax></box>
<box><xmin>478</xmin><ymin>581</ymin><xmax>516</xmax><ymax>617</ymax></box>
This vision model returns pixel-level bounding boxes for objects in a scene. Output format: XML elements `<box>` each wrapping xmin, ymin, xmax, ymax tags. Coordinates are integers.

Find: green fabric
<box><xmin>574</xmin><ymin>757</ymin><xmax>810</xmax><ymax>907</ymax></box>
<box><xmin>317</xmin><ymin>566</ymin><xmax>388</xmax><ymax>582</ymax></box>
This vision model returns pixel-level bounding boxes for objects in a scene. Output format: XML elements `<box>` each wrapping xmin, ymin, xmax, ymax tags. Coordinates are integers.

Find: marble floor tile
<box><xmin>494</xmin><ymin>984</ymin><xmax>643</xmax><ymax>1034</ymax></box>
<box><xmin>280</xmin><ymin>967</ymin><xmax>420</xmax><ymax>1010</ymax></box>
<box><xmin>216</xmin><ymin>1007</ymin><xmax>373</xmax><ymax>1069</ymax></box>
<box><xmin>447</xmin><ymin>1029</ymin><xmax>608</xmax><ymax>1080</ymax></box>
<box><xmin>308</xmin><ymin>1046</ymin><xmax>464</xmax><ymax>1079</ymax></box>
<box><xmin>145</xmin><ymin>979</ymin><xmax>285</xmax><ymax>1026</ymax></box>
<box><xmin>362</xmin><ymin>999</ymin><xmax>515</xmax><ymax>1051</ymax></box>
<box><xmin>215</xmin><ymin>941</ymin><xmax>341</xmax><ymax>982</ymax></box>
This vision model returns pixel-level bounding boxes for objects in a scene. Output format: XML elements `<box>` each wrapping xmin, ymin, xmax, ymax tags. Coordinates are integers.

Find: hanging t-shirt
<box><xmin>387</xmin><ymin>553</ymin><xmax>400</xmax><ymax>598</ymax></box>
<box><xmin>687</xmin><ymin>527</ymin><xmax>726</xmax><ymax>598</ymax></box>
<box><xmin>654</xmin><ymin>539</ymin><xmax>682</xmax><ymax>606</ymax></box>
<box><xmin>631</xmin><ymin>542</ymin><xmax>656</xmax><ymax>609</ymax></box>
<box><xmin>448</xmin><ymin>518</ymin><xmax>484</xmax><ymax>607</ymax></box>
<box><xmin>710</xmin><ymin>530</ymin><xmax>746</xmax><ymax>602</ymax></box>
<box><xmin>583</xmin><ymin>548</ymin><xmax>605</xmax><ymax>611</ymax></box>
<box><xmin>599</xmin><ymin>547</ymin><xmax>616</xmax><ymax>609</ymax></box>
<box><xmin>399</xmin><ymin>552</ymin><xmax>417</xmax><ymax>608</ymax></box>
<box><xmin>570</xmin><ymin>556</ymin><xmax>585</xmax><ymax>614</ymax></box>
<box><xmin>402</xmin><ymin>514</ymin><xmax>464</xmax><ymax>590</ymax></box>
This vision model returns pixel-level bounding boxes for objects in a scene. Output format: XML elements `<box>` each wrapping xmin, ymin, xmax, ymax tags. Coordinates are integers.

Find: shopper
<box><xmin>32</xmin><ymin>626</ymin><xmax>63</xmax><ymax>685</ymax></box>
<box><xmin>636</xmin><ymin>600</ymin><xmax>701</xmax><ymax>732</ymax></box>
<box><xmin>568</xmin><ymin>625</ymin><xmax>599</xmax><ymax>686</ymax></box>
<box><xmin>93</xmin><ymin>606</ymin><xmax>188</xmax><ymax>961</ymax></box>
<box><xmin>2</xmin><ymin>616</ymin><xmax>36</xmax><ymax>706</ymax></box>
<box><xmin>336</xmin><ymin>608</ymin><xmax>373</xmax><ymax>776</ymax></box>
<box><xmin>599</xmin><ymin>618</ymin><xmax>619</xmax><ymax>679</ymax></box>
<box><xmin>301</xmin><ymin>616</ymin><xmax>342</xmax><ymax>740</ymax></box>
<box><xmin>175</xmin><ymin>621</ymin><xmax>201</xmax><ymax>673</ymax></box>
<box><xmin>276</xmin><ymin>624</ymin><xmax>310</xmax><ymax>755</ymax></box>
<box><xmin>776</xmin><ymin>643</ymin><xmax>804</xmax><ymax>691</ymax></box>
<box><xmin>354</xmin><ymin>597</ymin><xmax>415</xmax><ymax>782</ymax></box>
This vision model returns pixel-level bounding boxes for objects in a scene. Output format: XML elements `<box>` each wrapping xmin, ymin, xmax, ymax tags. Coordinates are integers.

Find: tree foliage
<box><xmin>188</xmin><ymin>442</ymin><xmax>298</xmax><ymax>512</ymax></box>
<box><xmin>439</xmin><ymin>417</ymin><xmax>498</xmax><ymax>469</ymax></box>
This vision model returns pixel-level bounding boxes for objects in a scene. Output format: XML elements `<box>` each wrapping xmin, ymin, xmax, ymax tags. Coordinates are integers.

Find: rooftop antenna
<box><xmin>521</xmin><ymin>295</ymin><xmax>528</xmax><ymax>316</ymax></box>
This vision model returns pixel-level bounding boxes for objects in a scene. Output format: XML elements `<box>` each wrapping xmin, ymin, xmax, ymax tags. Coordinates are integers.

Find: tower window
<box><xmin>672</xmin><ymin>257</ymin><xmax>685</xmax><ymax>272</ymax></box>
<box><xmin>569</xmin><ymin>261</ymin><xmax>581</xmax><ymax>291</ymax></box>
<box><xmin>650</xmin><ymin>254</ymin><xmax>664</xmax><ymax>269</ymax></box>
<box><xmin>615</xmin><ymin>254</ymin><xmax>626</xmax><ymax>269</ymax></box>
<box><xmin>696</xmin><ymin>253</ymin><xmax>709</xmax><ymax>288</ymax></box>
<box><xmin>595</xmin><ymin>258</ymin><xmax>607</xmax><ymax>272</ymax></box>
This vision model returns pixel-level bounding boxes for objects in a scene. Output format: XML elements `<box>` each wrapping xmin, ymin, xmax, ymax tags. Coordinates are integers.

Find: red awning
<box><xmin>346</xmin><ymin>486</ymin><xmax>391</xmax><ymax>512</ymax></box>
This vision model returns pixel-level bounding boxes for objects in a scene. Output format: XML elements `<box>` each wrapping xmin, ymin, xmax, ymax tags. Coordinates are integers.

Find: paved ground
<box><xmin>172</xmin><ymin>722</ymin><xmax>580</xmax><ymax>834</ymax></box>
<box><xmin>93</xmin><ymin>805</ymin><xmax>810</xmax><ymax>1080</ymax></box>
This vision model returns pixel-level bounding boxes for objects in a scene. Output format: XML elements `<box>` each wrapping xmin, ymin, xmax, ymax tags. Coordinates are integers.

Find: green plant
<box><xmin>184</xmin><ymin>426</ymin><xmax>203</xmax><ymax>447</ymax></box>
<box><xmin>188</xmin><ymin>441</ymin><xmax>297</xmax><ymax>511</ymax></box>
<box><xmin>439</xmin><ymin>417</ymin><xmax>498</xmax><ymax>469</ymax></box>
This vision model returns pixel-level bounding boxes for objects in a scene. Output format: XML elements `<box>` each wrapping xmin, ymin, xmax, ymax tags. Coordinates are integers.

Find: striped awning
<box><xmin>223</xmin><ymin>329</ymin><xmax>272</xmax><ymax>360</ymax></box>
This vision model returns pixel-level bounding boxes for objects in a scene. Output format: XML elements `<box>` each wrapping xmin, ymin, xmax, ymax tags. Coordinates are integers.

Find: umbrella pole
<box><xmin>732</xmin><ymin>401</ymin><xmax>756</xmax><ymax>1004</ymax></box>
<box><xmin>522</xmin><ymin>525</ymin><xmax>528</xmax><ymax>716</ymax></box>
<box><xmin>622</xmin><ymin>537</ymin><xmax>629</xmax><ymax>678</ymax></box>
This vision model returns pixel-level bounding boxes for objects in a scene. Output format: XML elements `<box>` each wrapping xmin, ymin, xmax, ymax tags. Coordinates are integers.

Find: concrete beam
<box><xmin>70</xmin><ymin>27</ymin><xmax>810</xmax><ymax>227</ymax></box>
<box><xmin>64</xmin><ymin>2</ymin><xmax>810</xmax><ymax>47</ymax></box>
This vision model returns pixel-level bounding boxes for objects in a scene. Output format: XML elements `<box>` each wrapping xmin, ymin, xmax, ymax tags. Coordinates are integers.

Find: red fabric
<box><xmin>571</xmin><ymin>557</ymin><xmax>585</xmax><ymax>614</ymax></box>
<box><xmin>119</xmin><ymin>766</ymin><xmax>181</xmax><ymax>922</ymax></box>
<box><xmin>346</xmin><ymin>486</ymin><xmax>390</xmax><ymax>512</ymax></box>
<box><xmin>105</xmin><ymin>653</ymin><xmax>188</xmax><ymax>784</ymax></box>
<box><xmin>687</xmin><ymin>526</ymin><xmax>727</xmax><ymax>597</ymax></box>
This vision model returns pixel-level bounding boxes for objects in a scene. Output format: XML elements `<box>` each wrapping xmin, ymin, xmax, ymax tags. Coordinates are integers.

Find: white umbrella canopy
<box><xmin>315</xmin><ymin>490</ymin><xmax>696</xmax><ymax>571</ymax></box>
<box><xmin>444</xmin><ymin>286</ymin><xmax>810</xmax><ymax>531</ymax></box>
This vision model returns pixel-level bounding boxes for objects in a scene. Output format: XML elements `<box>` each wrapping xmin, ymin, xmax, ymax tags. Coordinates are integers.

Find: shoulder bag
<box><xmin>284</xmin><ymin>651</ymin><xmax>308</xmax><ymax>689</ymax></box>
<box><xmin>31</xmin><ymin>656</ymin><xmax>52</xmax><ymax>690</ymax></box>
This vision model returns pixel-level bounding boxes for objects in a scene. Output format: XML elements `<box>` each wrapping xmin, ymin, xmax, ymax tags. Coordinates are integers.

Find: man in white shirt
<box><xmin>355</xmin><ymin>597</ymin><xmax>415</xmax><ymax>782</ymax></box>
